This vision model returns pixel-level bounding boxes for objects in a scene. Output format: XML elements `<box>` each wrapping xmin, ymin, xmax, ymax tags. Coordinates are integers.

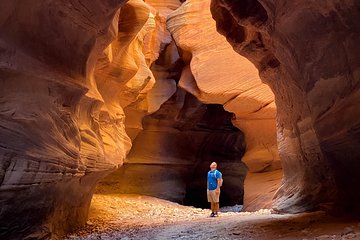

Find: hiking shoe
<box><xmin>210</xmin><ymin>212</ymin><xmax>215</xmax><ymax>217</ymax></box>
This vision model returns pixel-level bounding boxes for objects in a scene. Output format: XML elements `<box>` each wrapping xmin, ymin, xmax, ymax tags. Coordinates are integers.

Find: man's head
<box><xmin>210</xmin><ymin>162</ymin><xmax>217</xmax><ymax>170</ymax></box>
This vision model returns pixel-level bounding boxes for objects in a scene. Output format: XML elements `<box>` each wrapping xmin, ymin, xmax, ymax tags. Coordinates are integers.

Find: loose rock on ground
<box><xmin>67</xmin><ymin>194</ymin><xmax>360</xmax><ymax>240</ymax></box>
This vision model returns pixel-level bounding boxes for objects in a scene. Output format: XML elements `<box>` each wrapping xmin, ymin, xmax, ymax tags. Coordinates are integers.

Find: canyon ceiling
<box><xmin>0</xmin><ymin>0</ymin><xmax>359</xmax><ymax>239</ymax></box>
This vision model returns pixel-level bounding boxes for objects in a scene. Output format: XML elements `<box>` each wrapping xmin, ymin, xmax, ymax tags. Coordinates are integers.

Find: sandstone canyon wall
<box><xmin>167</xmin><ymin>0</ymin><xmax>279</xmax><ymax>173</ymax></box>
<box><xmin>97</xmin><ymin>0</ymin><xmax>248</xmax><ymax>208</ymax></box>
<box><xmin>0</xmin><ymin>0</ymin><xmax>168</xmax><ymax>238</ymax></box>
<box><xmin>98</xmin><ymin>88</ymin><xmax>248</xmax><ymax>208</ymax></box>
<box><xmin>211</xmin><ymin>0</ymin><xmax>360</xmax><ymax>214</ymax></box>
<box><xmin>4</xmin><ymin>0</ymin><xmax>356</xmax><ymax>237</ymax></box>
<box><xmin>99</xmin><ymin>0</ymin><xmax>282</xmax><ymax>210</ymax></box>
<box><xmin>166</xmin><ymin>0</ymin><xmax>282</xmax><ymax>211</ymax></box>
<box><xmin>124</xmin><ymin>0</ymin><xmax>184</xmax><ymax>140</ymax></box>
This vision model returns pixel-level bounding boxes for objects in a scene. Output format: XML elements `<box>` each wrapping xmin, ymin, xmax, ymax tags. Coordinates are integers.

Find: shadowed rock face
<box><xmin>98</xmin><ymin>89</ymin><xmax>247</xmax><ymax>208</ymax></box>
<box><xmin>211</xmin><ymin>0</ymin><xmax>360</xmax><ymax>214</ymax></box>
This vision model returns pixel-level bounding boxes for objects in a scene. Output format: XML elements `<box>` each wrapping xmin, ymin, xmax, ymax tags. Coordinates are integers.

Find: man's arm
<box><xmin>216</xmin><ymin>178</ymin><xmax>221</xmax><ymax>193</ymax></box>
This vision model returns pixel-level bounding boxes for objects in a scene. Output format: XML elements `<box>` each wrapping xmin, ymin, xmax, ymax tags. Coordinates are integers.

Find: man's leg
<box><xmin>210</xmin><ymin>202</ymin><xmax>216</xmax><ymax>217</ymax></box>
<box><xmin>214</xmin><ymin>191</ymin><xmax>220</xmax><ymax>216</ymax></box>
<box><xmin>208</xmin><ymin>190</ymin><xmax>212</xmax><ymax>215</ymax></box>
<box><xmin>214</xmin><ymin>202</ymin><xmax>219</xmax><ymax>215</ymax></box>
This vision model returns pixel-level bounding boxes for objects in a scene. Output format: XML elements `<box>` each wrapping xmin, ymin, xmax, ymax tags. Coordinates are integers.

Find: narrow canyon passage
<box><xmin>0</xmin><ymin>0</ymin><xmax>359</xmax><ymax>239</ymax></box>
<box><xmin>98</xmin><ymin>90</ymin><xmax>248</xmax><ymax>208</ymax></box>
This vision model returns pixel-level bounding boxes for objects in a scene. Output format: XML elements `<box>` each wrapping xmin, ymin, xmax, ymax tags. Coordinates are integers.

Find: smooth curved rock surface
<box><xmin>124</xmin><ymin>1</ymin><xmax>183</xmax><ymax>140</ymax></box>
<box><xmin>243</xmin><ymin>170</ymin><xmax>282</xmax><ymax>212</ymax></box>
<box><xmin>0</xmin><ymin>0</ymin><xmax>161</xmax><ymax>238</ymax></box>
<box><xmin>167</xmin><ymin>0</ymin><xmax>279</xmax><ymax>173</ymax></box>
<box><xmin>3</xmin><ymin>1</ymin><xmax>358</xmax><ymax>239</ymax></box>
<box><xmin>99</xmin><ymin>0</ymin><xmax>250</xmax><ymax>209</ymax></box>
<box><xmin>211</xmin><ymin>0</ymin><xmax>360</xmax><ymax>213</ymax></box>
<box><xmin>145</xmin><ymin>0</ymin><xmax>183</xmax><ymax>16</ymax></box>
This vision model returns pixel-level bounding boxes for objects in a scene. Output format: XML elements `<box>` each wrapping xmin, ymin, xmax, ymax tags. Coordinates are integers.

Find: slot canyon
<box><xmin>0</xmin><ymin>0</ymin><xmax>359</xmax><ymax>239</ymax></box>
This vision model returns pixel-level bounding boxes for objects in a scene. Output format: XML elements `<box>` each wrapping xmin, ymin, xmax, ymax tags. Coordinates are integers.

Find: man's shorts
<box><xmin>207</xmin><ymin>189</ymin><xmax>220</xmax><ymax>203</ymax></box>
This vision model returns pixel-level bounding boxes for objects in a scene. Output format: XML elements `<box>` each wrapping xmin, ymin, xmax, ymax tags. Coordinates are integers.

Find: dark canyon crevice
<box><xmin>97</xmin><ymin>88</ymin><xmax>247</xmax><ymax>208</ymax></box>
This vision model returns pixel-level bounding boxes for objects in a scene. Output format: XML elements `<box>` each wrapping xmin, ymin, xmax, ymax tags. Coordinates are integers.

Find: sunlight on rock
<box><xmin>0</xmin><ymin>0</ymin><xmax>359</xmax><ymax>239</ymax></box>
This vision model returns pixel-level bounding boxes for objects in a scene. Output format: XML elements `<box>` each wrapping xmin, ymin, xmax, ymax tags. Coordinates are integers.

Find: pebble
<box><xmin>342</xmin><ymin>227</ymin><xmax>354</xmax><ymax>236</ymax></box>
<box><xmin>315</xmin><ymin>235</ymin><xmax>330</xmax><ymax>240</ymax></box>
<box><xmin>86</xmin><ymin>221</ymin><xmax>93</xmax><ymax>226</ymax></box>
<box><xmin>342</xmin><ymin>233</ymin><xmax>358</xmax><ymax>239</ymax></box>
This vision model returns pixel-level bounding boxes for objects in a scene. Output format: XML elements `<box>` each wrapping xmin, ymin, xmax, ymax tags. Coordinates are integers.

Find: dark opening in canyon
<box><xmin>97</xmin><ymin>89</ymin><xmax>247</xmax><ymax>209</ymax></box>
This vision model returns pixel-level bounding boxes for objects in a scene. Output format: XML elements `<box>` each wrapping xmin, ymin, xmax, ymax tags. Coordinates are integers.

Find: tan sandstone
<box><xmin>167</xmin><ymin>0</ymin><xmax>279</xmax><ymax>172</ymax></box>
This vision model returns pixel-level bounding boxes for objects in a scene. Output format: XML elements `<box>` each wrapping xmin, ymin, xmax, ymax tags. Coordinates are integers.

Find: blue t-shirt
<box><xmin>207</xmin><ymin>170</ymin><xmax>222</xmax><ymax>190</ymax></box>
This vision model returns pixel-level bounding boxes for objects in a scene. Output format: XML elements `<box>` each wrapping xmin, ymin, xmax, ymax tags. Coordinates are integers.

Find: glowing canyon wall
<box><xmin>2</xmin><ymin>0</ymin><xmax>358</xmax><ymax>238</ymax></box>
<box><xmin>0</xmin><ymin>0</ymin><xmax>160</xmax><ymax>238</ymax></box>
<box><xmin>167</xmin><ymin>0</ymin><xmax>279</xmax><ymax>173</ymax></box>
<box><xmin>211</xmin><ymin>0</ymin><xmax>360</xmax><ymax>213</ymax></box>
<box><xmin>0</xmin><ymin>1</ymin><xmax>282</xmax><ymax>237</ymax></box>
<box><xmin>99</xmin><ymin>0</ymin><xmax>281</xmax><ymax>210</ymax></box>
<box><xmin>166</xmin><ymin>0</ymin><xmax>281</xmax><ymax>211</ymax></box>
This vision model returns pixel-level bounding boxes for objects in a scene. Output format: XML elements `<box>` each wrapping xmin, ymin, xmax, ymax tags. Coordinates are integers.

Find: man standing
<box><xmin>207</xmin><ymin>162</ymin><xmax>222</xmax><ymax>217</ymax></box>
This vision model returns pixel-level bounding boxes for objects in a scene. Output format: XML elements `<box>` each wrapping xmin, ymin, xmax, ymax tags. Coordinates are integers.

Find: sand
<box><xmin>66</xmin><ymin>194</ymin><xmax>360</xmax><ymax>240</ymax></box>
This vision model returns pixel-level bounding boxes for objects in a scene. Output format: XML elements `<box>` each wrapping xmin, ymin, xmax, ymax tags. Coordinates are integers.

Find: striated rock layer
<box><xmin>211</xmin><ymin>0</ymin><xmax>360</xmax><ymax>213</ymax></box>
<box><xmin>243</xmin><ymin>170</ymin><xmax>282</xmax><ymax>211</ymax></box>
<box><xmin>0</xmin><ymin>0</ymin><xmax>164</xmax><ymax>238</ymax></box>
<box><xmin>124</xmin><ymin>0</ymin><xmax>183</xmax><ymax>141</ymax></box>
<box><xmin>167</xmin><ymin>0</ymin><xmax>279</xmax><ymax>173</ymax></box>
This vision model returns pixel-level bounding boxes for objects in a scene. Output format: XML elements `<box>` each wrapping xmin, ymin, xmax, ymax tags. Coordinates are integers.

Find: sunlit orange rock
<box><xmin>98</xmin><ymin>0</ymin><xmax>246</xmax><ymax>208</ymax></box>
<box><xmin>211</xmin><ymin>0</ymin><xmax>360</xmax><ymax>213</ymax></box>
<box><xmin>123</xmin><ymin>0</ymin><xmax>183</xmax><ymax>140</ymax></box>
<box><xmin>95</xmin><ymin>0</ymin><xmax>156</xmax><ymax>143</ymax></box>
<box><xmin>167</xmin><ymin>0</ymin><xmax>280</xmax><ymax>173</ymax></box>
<box><xmin>0</xmin><ymin>0</ymin><xmax>160</xmax><ymax>238</ymax></box>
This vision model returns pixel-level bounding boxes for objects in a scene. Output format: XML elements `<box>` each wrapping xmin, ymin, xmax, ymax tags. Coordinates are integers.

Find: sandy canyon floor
<box><xmin>67</xmin><ymin>194</ymin><xmax>360</xmax><ymax>240</ymax></box>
